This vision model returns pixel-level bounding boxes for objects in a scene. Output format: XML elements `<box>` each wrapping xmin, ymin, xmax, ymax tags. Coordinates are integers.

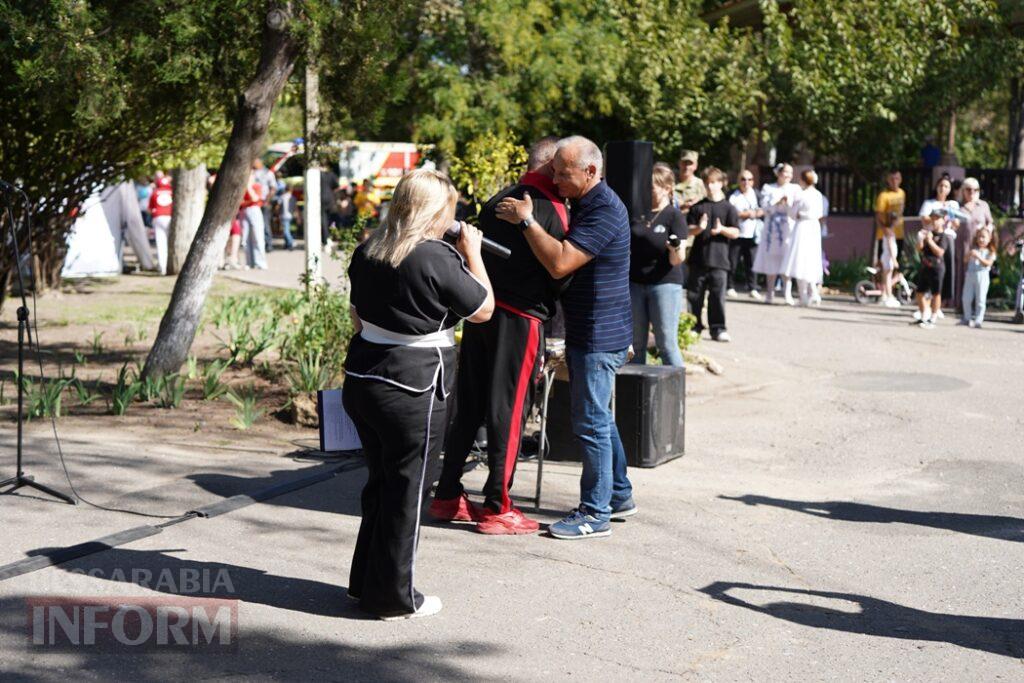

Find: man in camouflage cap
<box><xmin>675</xmin><ymin>149</ymin><xmax>706</xmax><ymax>212</ymax></box>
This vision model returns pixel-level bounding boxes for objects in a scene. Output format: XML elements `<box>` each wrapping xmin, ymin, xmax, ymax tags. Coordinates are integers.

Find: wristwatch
<box><xmin>519</xmin><ymin>214</ymin><xmax>534</xmax><ymax>232</ymax></box>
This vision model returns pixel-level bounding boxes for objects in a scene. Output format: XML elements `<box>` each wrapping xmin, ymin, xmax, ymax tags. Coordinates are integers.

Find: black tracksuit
<box><xmin>437</xmin><ymin>173</ymin><xmax>569</xmax><ymax>513</ymax></box>
<box><xmin>344</xmin><ymin>240</ymin><xmax>487</xmax><ymax>616</ymax></box>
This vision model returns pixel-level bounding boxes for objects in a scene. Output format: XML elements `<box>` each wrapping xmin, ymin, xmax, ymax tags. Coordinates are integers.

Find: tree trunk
<box><xmin>143</xmin><ymin>4</ymin><xmax>300</xmax><ymax>381</ymax></box>
<box><xmin>167</xmin><ymin>164</ymin><xmax>208</xmax><ymax>275</ymax></box>
<box><xmin>1009</xmin><ymin>77</ymin><xmax>1024</xmax><ymax>171</ymax></box>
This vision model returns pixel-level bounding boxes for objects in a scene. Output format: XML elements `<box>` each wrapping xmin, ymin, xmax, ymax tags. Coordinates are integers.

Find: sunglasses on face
<box><xmin>740</xmin><ymin>177</ymin><xmax>753</xmax><ymax>181</ymax></box>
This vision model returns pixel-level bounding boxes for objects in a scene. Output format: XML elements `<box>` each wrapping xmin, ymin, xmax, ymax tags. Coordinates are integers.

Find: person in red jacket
<box><xmin>239</xmin><ymin>171</ymin><xmax>268</xmax><ymax>269</ymax></box>
<box><xmin>148</xmin><ymin>174</ymin><xmax>173</xmax><ymax>274</ymax></box>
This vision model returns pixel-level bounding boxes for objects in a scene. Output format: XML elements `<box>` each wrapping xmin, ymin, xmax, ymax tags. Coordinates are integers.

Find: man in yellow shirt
<box><xmin>874</xmin><ymin>170</ymin><xmax>905</xmax><ymax>308</ymax></box>
<box><xmin>354</xmin><ymin>177</ymin><xmax>382</xmax><ymax>219</ymax></box>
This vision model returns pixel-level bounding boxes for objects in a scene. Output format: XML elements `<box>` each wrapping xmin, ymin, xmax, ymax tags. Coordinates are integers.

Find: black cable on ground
<box><xmin>0</xmin><ymin>458</ymin><xmax>364</xmax><ymax>582</ymax></box>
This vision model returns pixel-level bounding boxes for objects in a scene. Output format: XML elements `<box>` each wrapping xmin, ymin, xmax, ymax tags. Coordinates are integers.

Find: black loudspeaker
<box><xmin>544</xmin><ymin>364</ymin><xmax>685</xmax><ymax>468</ymax></box>
<box><xmin>604</xmin><ymin>140</ymin><xmax>654</xmax><ymax>221</ymax></box>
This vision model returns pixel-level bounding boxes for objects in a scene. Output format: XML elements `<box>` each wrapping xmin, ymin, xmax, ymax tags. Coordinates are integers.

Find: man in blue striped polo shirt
<box><xmin>496</xmin><ymin>135</ymin><xmax>635</xmax><ymax>540</ymax></box>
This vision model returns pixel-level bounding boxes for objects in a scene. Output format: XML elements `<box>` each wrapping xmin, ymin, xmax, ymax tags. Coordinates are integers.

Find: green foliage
<box><xmin>677</xmin><ymin>312</ymin><xmax>700</xmax><ymax>352</ymax></box>
<box><xmin>988</xmin><ymin>239</ymin><xmax>1022</xmax><ymax>308</ymax></box>
<box><xmin>210</xmin><ymin>295</ymin><xmax>278</xmax><ymax>365</ymax></box>
<box><xmin>72</xmin><ymin>378</ymin><xmax>103</xmax><ymax>407</ymax></box>
<box><xmin>158</xmin><ymin>373</ymin><xmax>187</xmax><ymax>409</ymax></box>
<box><xmin>761</xmin><ymin>0</ymin><xmax>1013</xmax><ymax>168</ymax></box>
<box><xmin>185</xmin><ymin>355</ymin><xmax>200</xmax><ymax>382</ymax></box>
<box><xmin>824</xmin><ymin>256</ymin><xmax>872</xmax><ymax>290</ymax></box>
<box><xmin>226</xmin><ymin>386</ymin><xmax>264</xmax><ymax>430</ymax></box>
<box><xmin>23</xmin><ymin>376</ymin><xmax>68</xmax><ymax>419</ymax></box>
<box><xmin>447</xmin><ymin>132</ymin><xmax>527</xmax><ymax>213</ymax></box>
<box><xmin>286</xmin><ymin>350</ymin><xmax>335</xmax><ymax>394</ymax></box>
<box><xmin>90</xmin><ymin>331</ymin><xmax>105</xmax><ymax>355</ymax></box>
<box><xmin>110</xmin><ymin>363</ymin><xmax>141</xmax><ymax>416</ymax></box>
<box><xmin>274</xmin><ymin>285</ymin><xmax>354</xmax><ymax>376</ymax></box>
<box><xmin>201</xmin><ymin>360</ymin><xmax>231</xmax><ymax>401</ymax></box>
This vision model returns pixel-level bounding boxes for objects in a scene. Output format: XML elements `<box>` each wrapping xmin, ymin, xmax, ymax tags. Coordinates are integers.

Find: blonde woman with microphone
<box><xmin>342</xmin><ymin>169</ymin><xmax>494</xmax><ymax>620</ymax></box>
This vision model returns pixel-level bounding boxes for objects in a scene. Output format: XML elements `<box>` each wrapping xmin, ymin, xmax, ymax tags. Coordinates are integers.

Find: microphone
<box><xmin>445</xmin><ymin>221</ymin><xmax>511</xmax><ymax>259</ymax></box>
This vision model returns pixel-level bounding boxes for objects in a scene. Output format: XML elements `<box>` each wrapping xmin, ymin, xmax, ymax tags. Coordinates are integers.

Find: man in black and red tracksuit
<box><xmin>431</xmin><ymin>137</ymin><xmax>569</xmax><ymax>534</ymax></box>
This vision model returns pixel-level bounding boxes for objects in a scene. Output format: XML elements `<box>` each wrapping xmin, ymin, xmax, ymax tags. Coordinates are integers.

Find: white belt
<box><xmin>360</xmin><ymin>320</ymin><xmax>455</xmax><ymax>348</ymax></box>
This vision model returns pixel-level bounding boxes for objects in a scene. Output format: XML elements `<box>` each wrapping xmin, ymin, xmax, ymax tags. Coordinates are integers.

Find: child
<box><xmin>686</xmin><ymin>166</ymin><xmax>741</xmax><ymax>341</ymax></box>
<box><xmin>961</xmin><ymin>227</ymin><xmax>996</xmax><ymax>328</ymax></box>
<box><xmin>914</xmin><ymin>209</ymin><xmax>952</xmax><ymax>328</ymax></box>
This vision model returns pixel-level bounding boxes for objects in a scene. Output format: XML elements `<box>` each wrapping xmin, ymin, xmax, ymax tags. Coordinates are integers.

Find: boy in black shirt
<box><xmin>686</xmin><ymin>167</ymin><xmax>740</xmax><ymax>341</ymax></box>
<box><xmin>915</xmin><ymin>208</ymin><xmax>952</xmax><ymax>329</ymax></box>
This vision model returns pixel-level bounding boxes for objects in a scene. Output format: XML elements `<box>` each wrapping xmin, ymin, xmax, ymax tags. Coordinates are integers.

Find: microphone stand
<box><xmin>0</xmin><ymin>185</ymin><xmax>75</xmax><ymax>504</ymax></box>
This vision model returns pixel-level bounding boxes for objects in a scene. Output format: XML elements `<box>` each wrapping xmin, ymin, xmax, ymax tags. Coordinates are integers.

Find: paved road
<box><xmin>1</xmin><ymin>298</ymin><xmax>1022</xmax><ymax>680</ymax></box>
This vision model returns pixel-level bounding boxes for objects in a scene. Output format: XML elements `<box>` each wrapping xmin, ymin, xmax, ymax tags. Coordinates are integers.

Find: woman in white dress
<box><xmin>783</xmin><ymin>169</ymin><xmax>825</xmax><ymax>306</ymax></box>
<box><xmin>753</xmin><ymin>163</ymin><xmax>799</xmax><ymax>304</ymax></box>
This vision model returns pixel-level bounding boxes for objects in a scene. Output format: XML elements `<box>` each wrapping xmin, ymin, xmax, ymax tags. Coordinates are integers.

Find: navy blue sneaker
<box><xmin>548</xmin><ymin>507</ymin><xmax>611</xmax><ymax>540</ymax></box>
<box><xmin>610</xmin><ymin>498</ymin><xmax>638</xmax><ymax>520</ymax></box>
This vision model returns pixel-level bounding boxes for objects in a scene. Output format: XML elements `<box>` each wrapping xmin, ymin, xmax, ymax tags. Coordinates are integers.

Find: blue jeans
<box><xmin>629</xmin><ymin>281</ymin><xmax>684</xmax><ymax>367</ymax></box>
<box><xmin>281</xmin><ymin>216</ymin><xmax>295</xmax><ymax>249</ymax></box>
<box><xmin>566</xmin><ymin>346</ymin><xmax>633</xmax><ymax>522</ymax></box>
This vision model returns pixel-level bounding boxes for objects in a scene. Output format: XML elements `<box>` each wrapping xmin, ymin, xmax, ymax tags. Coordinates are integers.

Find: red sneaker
<box><xmin>429</xmin><ymin>493</ymin><xmax>483</xmax><ymax>522</ymax></box>
<box><xmin>476</xmin><ymin>508</ymin><xmax>540</xmax><ymax>535</ymax></box>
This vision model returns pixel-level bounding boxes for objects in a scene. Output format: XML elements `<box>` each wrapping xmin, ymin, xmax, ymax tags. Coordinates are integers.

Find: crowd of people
<box><xmin>132</xmin><ymin>159</ymin><xmax>387</xmax><ymax>273</ymax></box>
<box><xmin>871</xmin><ymin>170</ymin><xmax>997</xmax><ymax>329</ymax></box>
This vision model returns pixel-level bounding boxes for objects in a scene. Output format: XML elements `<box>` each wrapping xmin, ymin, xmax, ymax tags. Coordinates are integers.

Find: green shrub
<box><xmin>24</xmin><ymin>376</ymin><xmax>68</xmax><ymax>419</ymax></box>
<box><xmin>72</xmin><ymin>378</ymin><xmax>103</xmax><ymax>406</ymax></box>
<box><xmin>823</xmin><ymin>255</ymin><xmax>870</xmax><ymax>290</ymax></box>
<box><xmin>286</xmin><ymin>350</ymin><xmax>335</xmax><ymax>394</ymax></box>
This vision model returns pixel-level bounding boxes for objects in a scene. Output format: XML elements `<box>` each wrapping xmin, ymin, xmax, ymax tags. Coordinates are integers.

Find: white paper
<box><xmin>318</xmin><ymin>389</ymin><xmax>362</xmax><ymax>452</ymax></box>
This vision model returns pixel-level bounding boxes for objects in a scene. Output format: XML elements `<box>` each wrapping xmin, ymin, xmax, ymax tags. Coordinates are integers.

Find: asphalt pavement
<box><xmin>1</xmin><ymin>296</ymin><xmax>1022</xmax><ymax>681</ymax></box>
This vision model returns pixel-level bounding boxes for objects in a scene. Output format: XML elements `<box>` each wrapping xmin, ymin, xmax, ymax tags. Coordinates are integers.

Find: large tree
<box><xmin>759</xmin><ymin>0</ymin><xmax>1012</xmax><ymax>168</ymax></box>
<box><xmin>0</xmin><ymin>0</ymin><xmax>263</xmax><ymax>308</ymax></box>
<box><xmin>143</xmin><ymin>0</ymin><xmax>423</xmax><ymax>379</ymax></box>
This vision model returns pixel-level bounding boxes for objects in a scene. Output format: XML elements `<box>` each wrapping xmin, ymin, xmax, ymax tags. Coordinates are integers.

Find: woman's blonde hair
<box><xmin>652</xmin><ymin>162</ymin><xmax>676</xmax><ymax>195</ymax></box>
<box><xmin>364</xmin><ymin>169</ymin><xmax>458</xmax><ymax>267</ymax></box>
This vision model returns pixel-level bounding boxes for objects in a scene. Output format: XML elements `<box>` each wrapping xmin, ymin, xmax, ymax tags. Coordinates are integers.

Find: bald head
<box><xmin>552</xmin><ymin>135</ymin><xmax>603</xmax><ymax>199</ymax></box>
<box><xmin>527</xmin><ymin>136</ymin><xmax>560</xmax><ymax>172</ymax></box>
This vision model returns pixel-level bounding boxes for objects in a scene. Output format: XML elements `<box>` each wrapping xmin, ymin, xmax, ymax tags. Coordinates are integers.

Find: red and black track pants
<box><xmin>437</xmin><ymin>305</ymin><xmax>543</xmax><ymax>514</ymax></box>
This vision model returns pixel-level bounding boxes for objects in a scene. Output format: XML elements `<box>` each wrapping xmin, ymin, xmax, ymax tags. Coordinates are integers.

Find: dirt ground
<box><xmin>0</xmin><ymin>274</ymin><xmax>313</xmax><ymax>449</ymax></box>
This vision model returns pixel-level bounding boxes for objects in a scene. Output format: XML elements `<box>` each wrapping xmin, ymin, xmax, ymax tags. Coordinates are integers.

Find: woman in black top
<box><xmin>628</xmin><ymin>162</ymin><xmax>687</xmax><ymax>365</ymax></box>
<box><xmin>343</xmin><ymin>169</ymin><xmax>494</xmax><ymax>620</ymax></box>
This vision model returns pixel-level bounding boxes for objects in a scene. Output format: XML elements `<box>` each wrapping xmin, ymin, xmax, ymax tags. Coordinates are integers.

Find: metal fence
<box><xmin>757</xmin><ymin>166</ymin><xmax>1024</xmax><ymax>217</ymax></box>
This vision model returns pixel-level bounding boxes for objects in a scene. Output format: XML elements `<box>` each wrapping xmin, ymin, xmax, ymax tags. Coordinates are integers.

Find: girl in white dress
<box><xmin>753</xmin><ymin>163</ymin><xmax>799</xmax><ymax>304</ymax></box>
<box><xmin>783</xmin><ymin>169</ymin><xmax>825</xmax><ymax>306</ymax></box>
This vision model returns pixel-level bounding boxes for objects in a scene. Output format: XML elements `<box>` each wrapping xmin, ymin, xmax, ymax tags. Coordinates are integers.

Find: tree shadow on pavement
<box><xmin>27</xmin><ymin>546</ymin><xmax>363</xmax><ymax>619</ymax></box>
<box><xmin>0</xmin><ymin>606</ymin><xmax>501</xmax><ymax>681</ymax></box>
<box><xmin>698</xmin><ymin>581</ymin><xmax>1024</xmax><ymax>658</ymax></box>
<box><xmin>719</xmin><ymin>494</ymin><xmax>1024</xmax><ymax>543</ymax></box>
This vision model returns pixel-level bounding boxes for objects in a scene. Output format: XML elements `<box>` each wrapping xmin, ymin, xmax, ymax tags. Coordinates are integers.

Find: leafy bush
<box><xmin>988</xmin><ymin>242</ymin><xmax>1022</xmax><ymax>309</ymax></box>
<box><xmin>677</xmin><ymin>312</ymin><xmax>700</xmax><ymax>351</ymax></box>
<box><xmin>72</xmin><ymin>378</ymin><xmax>103</xmax><ymax>406</ymax></box>
<box><xmin>824</xmin><ymin>255</ymin><xmax>870</xmax><ymax>290</ymax></box>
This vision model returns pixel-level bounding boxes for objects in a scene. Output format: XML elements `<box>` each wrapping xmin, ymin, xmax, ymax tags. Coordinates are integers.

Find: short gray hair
<box><xmin>962</xmin><ymin>177</ymin><xmax>980</xmax><ymax>191</ymax></box>
<box><xmin>556</xmin><ymin>135</ymin><xmax>603</xmax><ymax>175</ymax></box>
<box><xmin>527</xmin><ymin>136</ymin><xmax>560</xmax><ymax>170</ymax></box>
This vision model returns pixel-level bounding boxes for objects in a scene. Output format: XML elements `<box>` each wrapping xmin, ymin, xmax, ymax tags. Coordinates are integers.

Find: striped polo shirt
<box><xmin>563</xmin><ymin>180</ymin><xmax>632</xmax><ymax>352</ymax></box>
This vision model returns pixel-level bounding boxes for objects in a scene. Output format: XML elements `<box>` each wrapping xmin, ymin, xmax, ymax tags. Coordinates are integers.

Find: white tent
<box><xmin>61</xmin><ymin>182</ymin><xmax>155</xmax><ymax>278</ymax></box>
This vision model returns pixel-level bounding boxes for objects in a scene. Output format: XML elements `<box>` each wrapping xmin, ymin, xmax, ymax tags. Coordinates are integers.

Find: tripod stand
<box><xmin>0</xmin><ymin>183</ymin><xmax>75</xmax><ymax>504</ymax></box>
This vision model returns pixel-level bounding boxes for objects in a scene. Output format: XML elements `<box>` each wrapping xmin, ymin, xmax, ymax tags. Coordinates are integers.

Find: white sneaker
<box><xmin>968</xmin><ymin>320</ymin><xmax>977</xmax><ymax>328</ymax></box>
<box><xmin>912</xmin><ymin>310</ymin><xmax>922</xmax><ymax>321</ymax></box>
<box><xmin>713</xmin><ymin>331</ymin><xmax>732</xmax><ymax>342</ymax></box>
<box><xmin>935</xmin><ymin>310</ymin><xmax>945</xmax><ymax>319</ymax></box>
<box><xmin>784</xmin><ymin>295</ymin><xmax>795</xmax><ymax>306</ymax></box>
<box><xmin>749</xmin><ymin>290</ymin><xmax>763</xmax><ymax>301</ymax></box>
<box><xmin>809</xmin><ymin>296</ymin><xmax>821</xmax><ymax>306</ymax></box>
<box><xmin>884</xmin><ymin>298</ymin><xmax>901</xmax><ymax>308</ymax></box>
<box><xmin>726</xmin><ymin>288</ymin><xmax>738</xmax><ymax>299</ymax></box>
<box><xmin>380</xmin><ymin>595</ymin><xmax>443</xmax><ymax>621</ymax></box>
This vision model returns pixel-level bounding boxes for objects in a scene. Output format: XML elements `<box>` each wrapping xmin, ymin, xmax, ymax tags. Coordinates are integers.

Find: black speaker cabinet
<box><xmin>544</xmin><ymin>364</ymin><xmax>685</xmax><ymax>468</ymax></box>
<box><xmin>604</xmin><ymin>140</ymin><xmax>653</xmax><ymax>222</ymax></box>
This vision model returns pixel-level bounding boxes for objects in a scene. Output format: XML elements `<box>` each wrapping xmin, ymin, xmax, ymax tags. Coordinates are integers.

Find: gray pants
<box><xmin>961</xmin><ymin>269</ymin><xmax>990</xmax><ymax>324</ymax></box>
<box><xmin>241</xmin><ymin>206</ymin><xmax>268</xmax><ymax>269</ymax></box>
